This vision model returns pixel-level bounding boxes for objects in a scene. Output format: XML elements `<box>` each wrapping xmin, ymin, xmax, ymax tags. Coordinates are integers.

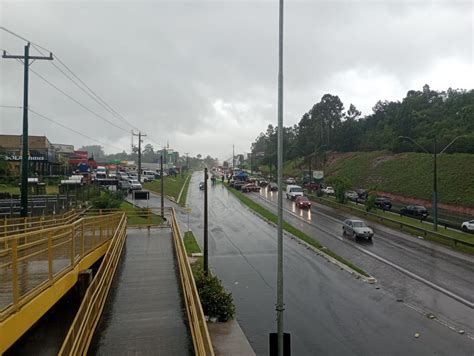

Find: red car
<box><xmin>303</xmin><ymin>182</ymin><xmax>319</xmax><ymax>191</ymax></box>
<box><xmin>295</xmin><ymin>196</ymin><xmax>311</xmax><ymax>209</ymax></box>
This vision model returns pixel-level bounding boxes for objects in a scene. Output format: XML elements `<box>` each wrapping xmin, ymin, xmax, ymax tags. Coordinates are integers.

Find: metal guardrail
<box><xmin>0</xmin><ymin>208</ymin><xmax>89</xmax><ymax>238</ymax></box>
<box><xmin>0</xmin><ymin>213</ymin><xmax>122</xmax><ymax>321</ymax></box>
<box><xmin>58</xmin><ymin>212</ymin><xmax>127</xmax><ymax>355</ymax></box>
<box><xmin>59</xmin><ymin>208</ymin><xmax>213</xmax><ymax>356</ymax></box>
<box><xmin>313</xmin><ymin>195</ymin><xmax>474</xmax><ymax>250</ymax></box>
<box><xmin>171</xmin><ymin>208</ymin><xmax>215</xmax><ymax>356</ymax></box>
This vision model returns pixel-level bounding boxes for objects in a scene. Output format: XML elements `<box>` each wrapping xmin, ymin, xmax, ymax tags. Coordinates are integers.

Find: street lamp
<box><xmin>398</xmin><ymin>135</ymin><xmax>466</xmax><ymax>231</ymax></box>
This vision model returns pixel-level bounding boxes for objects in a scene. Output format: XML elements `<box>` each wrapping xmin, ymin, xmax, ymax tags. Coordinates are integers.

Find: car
<box><xmin>128</xmin><ymin>179</ymin><xmax>142</xmax><ymax>190</ymax></box>
<box><xmin>344</xmin><ymin>190</ymin><xmax>359</xmax><ymax>201</ymax></box>
<box><xmin>199</xmin><ymin>182</ymin><xmax>205</xmax><ymax>190</ymax></box>
<box><xmin>258</xmin><ymin>180</ymin><xmax>269</xmax><ymax>187</ymax></box>
<box><xmin>400</xmin><ymin>205</ymin><xmax>428</xmax><ymax>219</ymax></box>
<box><xmin>303</xmin><ymin>182</ymin><xmax>319</xmax><ymax>191</ymax></box>
<box><xmin>286</xmin><ymin>185</ymin><xmax>304</xmax><ymax>200</ymax></box>
<box><xmin>322</xmin><ymin>186</ymin><xmax>335</xmax><ymax>195</ymax></box>
<box><xmin>268</xmin><ymin>183</ymin><xmax>278</xmax><ymax>191</ymax></box>
<box><xmin>234</xmin><ymin>181</ymin><xmax>247</xmax><ymax>190</ymax></box>
<box><xmin>118</xmin><ymin>179</ymin><xmax>131</xmax><ymax>191</ymax></box>
<box><xmin>375</xmin><ymin>197</ymin><xmax>392</xmax><ymax>210</ymax></box>
<box><xmin>342</xmin><ymin>219</ymin><xmax>374</xmax><ymax>241</ymax></box>
<box><xmin>241</xmin><ymin>183</ymin><xmax>261</xmax><ymax>193</ymax></box>
<box><xmin>461</xmin><ymin>220</ymin><xmax>474</xmax><ymax>233</ymax></box>
<box><xmin>295</xmin><ymin>196</ymin><xmax>311</xmax><ymax>209</ymax></box>
<box><xmin>285</xmin><ymin>177</ymin><xmax>296</xmax><ymax>184</ymax></box>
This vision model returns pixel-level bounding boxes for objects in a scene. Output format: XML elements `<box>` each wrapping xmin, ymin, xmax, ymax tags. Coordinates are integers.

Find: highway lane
<box><xmin>183</xmin><ymin>172</ymin><xmax>474</xmax><ymax>355</ymax></box>
<box><xmin>249</xmin><ymin>188</ymin><xmax>474</xmax><ymax>332</ymax></box>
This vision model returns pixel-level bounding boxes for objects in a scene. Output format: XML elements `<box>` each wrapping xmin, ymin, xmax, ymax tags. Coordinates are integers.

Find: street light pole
<box><xmin>399</xmin><ymin>135</ymin><xmax>465</xmax><ymax>231</ymax></box>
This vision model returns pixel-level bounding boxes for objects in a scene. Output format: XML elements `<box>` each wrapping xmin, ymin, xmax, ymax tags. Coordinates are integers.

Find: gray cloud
<box><xmin>1</xmin><ymin>0</ymin><xmax>472</xmax><ymax>160</ymax></box>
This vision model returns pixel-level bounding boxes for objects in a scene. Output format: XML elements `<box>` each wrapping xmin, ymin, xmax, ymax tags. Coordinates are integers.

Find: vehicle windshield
<box><xmin>352</xmin><ymin>221</ymin><xmax>367</xmax><ymax>228</ymax></box>
<box><xmin>290</xmin><ymin>188</ymin><xmax>303</xmax><ymax>193</ymax></box>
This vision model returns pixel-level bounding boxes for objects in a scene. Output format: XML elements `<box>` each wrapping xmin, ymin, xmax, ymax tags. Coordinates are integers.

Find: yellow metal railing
<box><xmin>0</xmin><ymin>212</ymin><xmax>122</xmax><ymax>320</ymax></box>
<box><xmin>0</xmin><ymin>208</ymin><xmax>88</xmax><ymax>238</ymax></box>
<box><xmin>58</xmin><ymin>212</ymin><xmax>127</xmax><ymax>355</ymax></box>
<box><xmin>171</xmin><ymin>208</ymin><xmax>215</xmax><ymax>356</ymax></box>
<box><xmin>59</xmin><ymin>208</ymin><xmax>213</xmax><ymax>356</ymax></box>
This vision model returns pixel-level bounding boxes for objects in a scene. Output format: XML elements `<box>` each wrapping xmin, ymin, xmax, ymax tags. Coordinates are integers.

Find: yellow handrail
<box><xmin>58</xmin><ymin>212</ymin><xmax>127</xmax><ymax>355</ymax></box>
<box><xmin>171</xmin><ymin>208</ymin><xmax>214</xmax><ymax>356</ymax></box>
<box><xmin>0</xmin><ymin>213</ymin><xmax>122</xmax><ymax>321</ymax></box>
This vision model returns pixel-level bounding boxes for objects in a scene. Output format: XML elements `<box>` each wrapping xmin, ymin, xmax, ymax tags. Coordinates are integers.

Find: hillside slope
<box><xmin>265</xmin><ymin>151</ymin><xmax>473</xmax><ymax>208</ymax></box>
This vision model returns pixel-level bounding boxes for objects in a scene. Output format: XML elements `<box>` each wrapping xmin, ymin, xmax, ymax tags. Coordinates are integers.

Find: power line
<box><xmin>2</xmin><ymin>27</ymin><xmax>140</xmax><ymax>132</ymax></box>
<box><xmin>26</xmin><ymin>64</ymin><xmax>130</xmax><ymax>133</ymax></box>
<box><xmin>28</xmin><ymin>107</ymin><xmax>124</xmax><ymax>152</ymax></box>
<box><xmin>0</xmin><ymin>105</ymin><xmax>22</xmax><ymax>109</ymax></box>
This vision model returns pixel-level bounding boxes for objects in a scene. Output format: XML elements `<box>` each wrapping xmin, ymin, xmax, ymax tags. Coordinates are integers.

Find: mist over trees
<box><xmin>251</xmin><ymin>86</ymin><xmax>474</xmax><ymax>168</ymax></box>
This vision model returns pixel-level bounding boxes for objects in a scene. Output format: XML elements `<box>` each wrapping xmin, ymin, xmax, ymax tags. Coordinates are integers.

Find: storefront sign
<box><xmin>4</xmin><ymin>155</ymin><xmax>45</xmax><ymax>161</ymax></box>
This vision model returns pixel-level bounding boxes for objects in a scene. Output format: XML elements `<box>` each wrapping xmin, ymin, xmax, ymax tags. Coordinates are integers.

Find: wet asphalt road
<box><xmin>181</xmin><ymin>172</ymin><xmax>474</xmax><ymax>355</ymax></box>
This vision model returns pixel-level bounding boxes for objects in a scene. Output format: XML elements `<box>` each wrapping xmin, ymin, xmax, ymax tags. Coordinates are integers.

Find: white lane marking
<box><xmin>254</xmin><ymin>193</ymin><xmax>474</xmax><ymax>309</ymax></box>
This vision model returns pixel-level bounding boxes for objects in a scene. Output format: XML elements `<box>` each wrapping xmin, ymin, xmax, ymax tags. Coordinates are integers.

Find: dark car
<box><xmin>400</xmin><ymin>205</ymin><xmax>428</xmax><ymax>219</ymax></box>
<box><xmin>375</xmin><ymin>197</ymin><xmax>392</xmax><ymax>210</ymax></box>
<box><xmin>268</xmin><ymin>183</ymin><xmax>278</xmax><ymax>191</ymax></box>
<box><xmin>295</xmin><ymin>196</ymin><xmax>311</xmax><ymax>209</ymax></box>
<box><xmin>234</xmin><ymin>181</ymin><xmax>247</xmax><ymax>191</ymax></box>
<box><xmin>303</xmin><ymin>182</ymin><xmax>319</xmax><ymax>191</ymax></box>
<box><xmin>258</xmin><ymin>180</ymin><xmax>269</xmax><ymax>187</ymax></box>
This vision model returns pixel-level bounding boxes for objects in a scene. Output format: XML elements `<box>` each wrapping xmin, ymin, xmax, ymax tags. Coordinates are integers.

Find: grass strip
<box><xmin>184</xmin><ymin>230</ymin><xmax>201</xmax><ymax>255</ymax></box>
<box><xmin>144</xmin><ymin>173</ymin><xmax>191</xmax><ymax>205</ymax></box>
<box><xmin>120</xmin><ymin>201</ymin><xmax>162</xmax><ymax>225</ymax></box>
<box><xmin>225</xmin><ymin>185</ymin><xmax>369</xmax><ymax>277</ymax></box>
<box><xmin>177</xmin><ymin>174</ymin><xmax>192</xmax><ymax>206</ymax></box>
<box><xmin>311</xmin><ymin>195</ymin><xmax>474</xmax><ymax>255</ymax></box>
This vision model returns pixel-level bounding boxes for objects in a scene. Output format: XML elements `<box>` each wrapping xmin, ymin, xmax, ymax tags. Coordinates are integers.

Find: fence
<box><xmin>312</xmin><ymin>195</ymin><xmax>474</xmax><ymax>251</ymax></box>
<box><xmin>0</xmin><ymin>213</ymin><xmax>123</xmax><ymax>320</ymax></box>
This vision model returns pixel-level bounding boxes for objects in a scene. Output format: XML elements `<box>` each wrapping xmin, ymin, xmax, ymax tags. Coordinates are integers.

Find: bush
<box><xmin>91</xmin><ymin>190</ymin><xmax>123</xmax><ymax>209</ymax></box>
<box><xmin>365</xmin><ymin>194</ymin><xmax>376</xmax><ymax>212</ymax></box>
<box><xmin>192</xmin><ymin>263</ymin><xmax>235</xmax><ymax>321</ymax></box>
<box><xmin>316</xmin><ymin>189</ymin><xmax>324</xmax><ymax>197</ymax></box>
<box><xmin>327</xmin><ymin>176</ymin><xmax>351</xmax><ymax>204</ymax></box>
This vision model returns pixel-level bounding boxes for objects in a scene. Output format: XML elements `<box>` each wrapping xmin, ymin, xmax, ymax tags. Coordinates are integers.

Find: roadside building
<box><xmin>0</xmin><ymin>134</ymin><xmax>66</xmax><ymax>176</ymax></box>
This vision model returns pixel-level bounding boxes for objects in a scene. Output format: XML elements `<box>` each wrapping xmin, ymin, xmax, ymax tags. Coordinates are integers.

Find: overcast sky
<box><xmin>1</xmin><ymin>0</ymin><xmax>472</xmax><ymax>161</ymax></box>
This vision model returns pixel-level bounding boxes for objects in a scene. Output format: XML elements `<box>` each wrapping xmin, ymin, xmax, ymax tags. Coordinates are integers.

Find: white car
<box><xmin>322</xmin><ymin>186</ymin><xmax>335</xmax><ymax>195</ymax></box>
<box><xmin>285</xmin><ymin>185</ymin><xmax>304</xmax><ymax>200</ymax></box>
<box><xmin>342</xmin><ymin>219</ymin><xmax>374</xmax><ymax>241</ymax></box>
<box><xmin>461</xmin><ymin>220</ymin><xmax>474</xmax><ymax>233</ymax></box>
<box><xmin>285</xmin><ymin>177</ymin><xmax>296</xmax><ymax>184</ymax></box>
<box><xmin>128</xmin><ymin>179</ymin><xmax>143</xmax><ymax>190</ymax></box>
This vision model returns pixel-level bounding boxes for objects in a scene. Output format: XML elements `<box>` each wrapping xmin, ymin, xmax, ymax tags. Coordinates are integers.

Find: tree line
<box><xmin>251</xmin><ymin>85</ymin><xmax>474</xmax><ymax>170</ymax></box>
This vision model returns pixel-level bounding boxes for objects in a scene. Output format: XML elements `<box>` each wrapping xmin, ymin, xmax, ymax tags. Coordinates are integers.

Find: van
<box><xmin>286</xmin><ymin>185</ymin><xmax>303</xmax><ymax>200</ymax></box>
<box><xmin>142</xmin><ymin>170</ymin><xmax>156</xmax><ymax>181</ymax></box>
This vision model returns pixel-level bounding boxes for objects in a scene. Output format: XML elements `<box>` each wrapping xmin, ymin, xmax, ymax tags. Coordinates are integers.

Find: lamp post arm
<box><xmin>398</xmin><ymin>136</ymin><xmax>429</xmax><ymax>154</ymax></box>
<box><xmin>439</xmin><ymin>135</ymin><xmax>466</xmax><ymax>154</ymax></box>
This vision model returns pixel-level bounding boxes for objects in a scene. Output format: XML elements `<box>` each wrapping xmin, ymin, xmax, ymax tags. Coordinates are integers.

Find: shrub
<box><xmin>327</xmin><ymin>176</ymin><xmax>351</xmax><ymax>204</ymax></box>
<box><xmin>91</xmin><ymin>190</ymin><xmax>123</xmax><ymax>209</ymax></box>
<box><xmin>365</xmin><ymin>194</ymin><xmax>376</xmax><ymax>212</ymax></box>
<box><xmin>192</xmin><ymin>263</ymin><xmax>235</xmax><ymax>321</ymax></box>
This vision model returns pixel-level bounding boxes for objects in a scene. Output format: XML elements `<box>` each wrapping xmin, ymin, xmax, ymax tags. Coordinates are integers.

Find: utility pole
<box><xmin>160</xmin><ymin>154</ymin><xmax>164</xmax><ymax>219</ymax></box>
<box><xmin>132</xmin><ymin>131</ymin><xmax>146</xmax><ymax>183</ymax></box>
<box><xmin>276</xmin><ymin>0</ymin><xmax>286</xmax><ymax>354</ymax></box>
<box><xmin>399</xmin><ymin>135</ymin><xmax>465</xmax><ymax>232</ymax></box>
<box><xmin>204</xmin><ymin>167</ymin><xmax>209</xmax><ymax>276</ymax></box>
<box><xmin>184</xmin><ymin>152</ymin><xmax>189</xmax><ymax>171</ymax></box>
<box><xmin>3</xmin><ymin>44</ymin><xmax>53</xmax><ymax>217</ymax></box>
<box><xmin>232</xmin><ymin>144</ymin><xmax>235</xmax><ymax>172</ymax></box>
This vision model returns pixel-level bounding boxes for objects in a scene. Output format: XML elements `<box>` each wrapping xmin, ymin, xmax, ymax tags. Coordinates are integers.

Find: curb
<box><xmin>227</xmin><ymin>188</ymin><xmax>377</xmax><ymax>284</ymax></box>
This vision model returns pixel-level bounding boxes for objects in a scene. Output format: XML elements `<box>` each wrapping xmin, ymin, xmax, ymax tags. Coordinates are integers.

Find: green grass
<box><xmin>0</xmin><ymin>184</ymin><xmax>59</xmax><ymax>195</ymax></box>
<box><xmin>120</xmin><ymin>201</ymin><xmax>162</xmax><ymax>225</ymax></box>
<box><xmin>311</xmin><ymin>195</ymin><xmax>474</xmax><ymax>255</ymax></box>
<box><xmin>177</xmin><ymin>174</ymin><xmax>192</xmax><ymax>206</ymax></box>
<box><xmin>272</xmin><ymin>151</ymin><xmax>474</xmax><ymax>208</ymax></box>
<box><xmin>144</xmin><ymin>174</ymin><xmax>191</xmax><ymax>205</ymax></box>
<box><xmin>184</xmin><ymin>230</ymin><xmax>201</xmax><ymax>255</ymax></box>
<box><xmin>225</xmin><ymin>184</ymin><xmax>369</xmax><ymax>277</ymax></box>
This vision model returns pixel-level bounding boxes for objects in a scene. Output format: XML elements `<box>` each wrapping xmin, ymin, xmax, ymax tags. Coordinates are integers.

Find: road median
<box><xmin>224</xmin><ymin>184</ymin><xmax>373</xmax><ymax>281</ymax></box>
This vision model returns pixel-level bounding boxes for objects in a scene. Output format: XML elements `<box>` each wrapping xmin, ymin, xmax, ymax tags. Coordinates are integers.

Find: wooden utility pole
<box><xmin>3</xmin><ymin>44</ymin><xmax>53</xmax><ymax>217</ymax></box>
<box><xmin>132</xmin><ymin>131</ymin><xmax>146</xmax><ymax>183</ymax></box>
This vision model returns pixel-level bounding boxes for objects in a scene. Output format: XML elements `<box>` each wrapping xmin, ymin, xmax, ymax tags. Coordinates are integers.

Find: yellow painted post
<box><xmin>92</xmin><ymin>223</ymin><xmax>96</xmax><ymax>250</ymax></box>
<box><xmin>71</xmin><ymin>225</ymin><xmax>75</xmax><ymax>265</ymax></box>
<box><xmin>11</xmin><ymin>238</ymin><xmax>19</xmax><ymax>310</ymax></box>
<box><xmin>81</xmin><ymin>219</ymin><xmax>85</xmax><ymax>257</ymax></box>
<box><xmin>48</xmin><ymin>231</ymin><xmax>53</xmax><ymax>283</ymax></box>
